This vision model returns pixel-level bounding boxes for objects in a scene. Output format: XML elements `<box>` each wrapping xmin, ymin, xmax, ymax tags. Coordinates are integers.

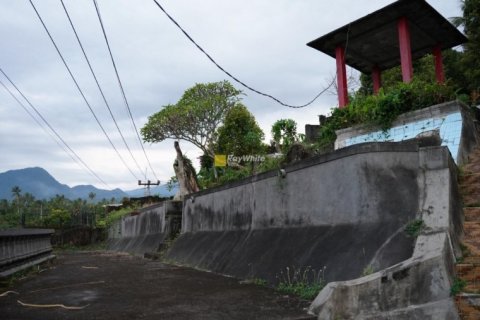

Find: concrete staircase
<box><xmin>456</xmin><ymin>148</ymin><xmax>480</xmax><ymax>319</ymax></box>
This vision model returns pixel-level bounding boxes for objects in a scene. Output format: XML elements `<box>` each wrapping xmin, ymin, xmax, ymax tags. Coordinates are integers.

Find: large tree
<box><xmin>216</xmin><ymin>103</ymin><xmax>265</xmax><ymax>156</ymax></box>
<box><xmin>141</xmin><ymin>80</ymin><xmax>243</xmax><ymax>158</ymax></box>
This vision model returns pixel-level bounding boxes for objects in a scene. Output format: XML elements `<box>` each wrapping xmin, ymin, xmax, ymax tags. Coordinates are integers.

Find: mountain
<box><xmin>0</xmin><ymin>167</ymin><xmax>128</xmax><ymax>201</ymax></box>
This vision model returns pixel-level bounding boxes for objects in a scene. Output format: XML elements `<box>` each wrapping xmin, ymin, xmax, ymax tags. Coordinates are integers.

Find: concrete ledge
<box><xmin>0</xmin><ymin>254</ymin><xmax>56</xmax><ymax>278</ymax></box>
<box><xmin>0</xmin><ymin>228</ymin><xmax>54</xmax><ymax>278</ymax></box>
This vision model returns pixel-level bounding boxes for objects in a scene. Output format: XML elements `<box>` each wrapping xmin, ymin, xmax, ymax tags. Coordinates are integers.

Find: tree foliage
<box><xmin>271</xmin><ymin>119</ymin><xmax>303</xmax><ymax>152</ymax></box>
<box><xmin>141</xmin><ymin>81</ymin><xmax>243</xmax><ymax>157</ymax></box>
<box><xmin>216</xmin><ymin>103</ymin><xmax>265</xmax><ymax>156</ymax></box>
<box><xmin>460</xmin><ymin>0</ymin><xmax>480</xmax><ymax>99</ymax></box>
<box><xmin>316</xmin><ymin>78</ymin><xmax>455</xmax><ymax>149</ymax></box>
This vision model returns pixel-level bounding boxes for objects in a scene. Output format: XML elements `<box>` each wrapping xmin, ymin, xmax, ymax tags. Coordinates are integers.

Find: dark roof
<box><xmin>307</xmin><ymin>0</ymin><xmax>467</xmax><ymax>74</ymax></box>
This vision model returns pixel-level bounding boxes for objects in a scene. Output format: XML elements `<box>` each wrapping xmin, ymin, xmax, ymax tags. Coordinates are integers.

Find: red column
<box><xmin>432</xmin><ymin>45</ymin><xmax>445</xmax><ymax>84</ymax></box>
<box><xmin>372</xmin><ymin>66</ymin><xmax>382</xmax><ymax>94</ymax></box>
<box><xmin>335</xmin><ymin>46</ymin><xmax>348</xmax><ymax>108</ymax></box>
<box><xmin>397</xmin><ymin>17</ymin><xmax>413</xmax><ymax>83</ymax></box>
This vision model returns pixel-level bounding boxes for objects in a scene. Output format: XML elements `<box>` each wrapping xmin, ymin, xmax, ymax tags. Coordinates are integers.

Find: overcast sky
<box><xmin>0</xmin><ymin>0</ymin><xmax>463</xmax><ymax>191</ymax></box>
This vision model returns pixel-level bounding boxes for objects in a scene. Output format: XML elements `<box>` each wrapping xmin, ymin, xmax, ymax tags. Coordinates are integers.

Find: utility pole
<box><xmin>138</xmin><ymin>180</ymin><xmax>160</xmax><ymax>196</ymax></box>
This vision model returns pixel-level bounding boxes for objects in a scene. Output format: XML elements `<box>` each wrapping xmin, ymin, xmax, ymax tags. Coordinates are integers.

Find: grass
<box><xmin>451</xmin><ymin>278</ymin><xmax>467</xmax><ymax>296</ymax></box>
<box><xmin>0</xmin><ymin>260</ymin><xmax>55</xmax><ymax>290</ymax></box>
<box><xmin>361</xmin><ymin>265</ymin><xmax>374</xmax><ymax>276</ymax></box>
<box><xmin>53</xmin><ymin>241</ymin><xmax>107</xmax><ymax>253</ymax></box>
<box><xmin>404</xmin><ymin>219</ymin><xmax>426</xmax><ymax>238</ymax></box>
<box><xmin>276</xmin><ymin>266</ymin><xmax>326</xmax><ymax>300</ymax></box>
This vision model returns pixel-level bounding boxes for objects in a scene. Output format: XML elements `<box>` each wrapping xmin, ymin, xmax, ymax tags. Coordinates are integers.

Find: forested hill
<box><xmin>0</xmin><ymin>167</ymin><xmax>127</xmax><ymax>201</ymax></box>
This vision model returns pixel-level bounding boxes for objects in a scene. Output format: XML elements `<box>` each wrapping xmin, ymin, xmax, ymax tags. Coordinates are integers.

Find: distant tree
<box><xmin>88</xmin><ymin>192</ymin><xmax>96</xmax><ymax>203</ymax></box>
<box><xmin>459</xmin><ymin>0</ymin><xmax>480</xmax><ymax>101</ymax></box>
<box><xmin>271</xmin><ymin>119</ymin><xmax>302</xmax><ymax>152</ymax></box>
<box><xmin>141</xmin><ymin>81</ymin><xmax>243</xmax><ymax>159</ymax></box>
<box><xmin>216</xmin><ymin>103</ymin><xmax>265</xmax><ymax>156</ymax></box>
<box><xmin>11</xmin><ymin>186</ymin><xmax>23</xmax><ymax>227</ymax></box>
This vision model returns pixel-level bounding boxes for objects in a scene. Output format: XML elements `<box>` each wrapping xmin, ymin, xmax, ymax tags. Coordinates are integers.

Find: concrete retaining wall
<box><xmin>107</xmin><ymin>201</ymin><xmax>182</xmax><ymax>255</ymax></box>
<box><xmin>0</xmin><ymin>228</ymin><xmax>55</xmax><ymax>278</ymax></box>
<box><xmin>309</xmin><ymin>147</ymin><xmax>463</xmax><ymax>319</ymax></box>
<box><xmin>167</xmin><ymin>143</ymin><xmax>432</xmax><ymax>284</ymax></box>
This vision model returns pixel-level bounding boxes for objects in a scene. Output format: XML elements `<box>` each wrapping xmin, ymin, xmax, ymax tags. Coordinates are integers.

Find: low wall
<box><xmin>168</xmin><ymin>143</ymin><xmax>429</xmax><ymax>284</ymax></box>
<box><xmin>107</xmin><ymin>201</ymin><xmax>182</xmax><ymax>255</ymax></box>
<box><xmin>335</xmin><ymin>101</ymin><xmax>478</xmax><ymax>166</ymax></box>
<box><xmin>0</xmin><ymin>228</ymin><xmax>55</xmax><ymax>278</ymax></box>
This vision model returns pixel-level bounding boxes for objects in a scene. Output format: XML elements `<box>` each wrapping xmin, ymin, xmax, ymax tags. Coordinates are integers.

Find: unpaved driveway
<box><xmin>0</xmin><ymin>252</ymin><xmax>314</xmax><ymax>320</ymax></box>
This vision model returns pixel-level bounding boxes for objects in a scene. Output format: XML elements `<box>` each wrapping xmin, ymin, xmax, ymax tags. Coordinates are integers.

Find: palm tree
<box><xmin>11</xmin><ymin>186</ymin><xmax>23</xmax><ymax>227</ymax></box>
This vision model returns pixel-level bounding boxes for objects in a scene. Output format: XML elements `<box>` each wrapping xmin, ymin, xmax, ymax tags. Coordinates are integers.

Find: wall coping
<box><xmin>0</xmin><ymin>228</ymin><xmax>54</xmax><ymax>237</ymax></box>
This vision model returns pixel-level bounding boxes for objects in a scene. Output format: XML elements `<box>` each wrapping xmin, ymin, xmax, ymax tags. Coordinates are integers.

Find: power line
<box><xmin>0</xmin><ymin>67</ymin><xmax>110</xmax><ymax>188</ymax></box>
<box><xmin>152</xmin><ymin>0</ymin><xmax>335</xmax><ymax>109</ymax></box>
<box><xmin>0</xmin><ymin>78</ymin><xmax>80</xmax><ymax>168</ymax></box>
<box><xmin>92</xmin><ymin>0</ymin><xmax>159</xmax><ymax>182</ymax></box>
<box><xmin>60</xmin><ymin>0</ymin><xmax>145</xmax><ymax>178</ymax></box>
<box><xmin>28</xmin><ymin>0</ymin><xmax>140</xmax><ymax>181</ymax></box>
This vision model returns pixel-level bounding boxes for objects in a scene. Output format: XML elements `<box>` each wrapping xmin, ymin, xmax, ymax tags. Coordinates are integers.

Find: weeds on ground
<box><xmin>276</xmin><ymin>266</ymin><xmax>326</xmax><ymax>300</ymax></box>
<box><xmin>0</xmin><ymin>260</ymin><xmax>55</xmax><ymax>290</ymax></box>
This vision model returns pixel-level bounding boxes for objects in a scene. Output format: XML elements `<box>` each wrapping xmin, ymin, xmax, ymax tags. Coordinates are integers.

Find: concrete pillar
<box><xmin>335</xmin><ymin>46</ymin><xmax>349</xmax><ymax>108</ymax></box>
<box><xmin>397</xmin><ymin>17</ymin><xmax>413</xmax><ymax>83</ymax></box>
<box><xmin>433</xmin><ymin>45</ymin><xmax>445</xmax><ymax>84</ymax></box>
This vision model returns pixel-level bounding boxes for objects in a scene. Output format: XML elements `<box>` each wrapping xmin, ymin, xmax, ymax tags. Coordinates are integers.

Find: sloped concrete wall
<box><xmin>309</xmin><ymin>147</ymin><xmax>463</xmax><ymax>319</ymax></box>
<box><xmin>107</xmin><ymin>201</ymin><xmax>182</xmax><ymax>255</ymax></box>
<box><xmin>168</xmin><ymin>143</ymin><xmax>427</xmax><ymax>284</ymax></box>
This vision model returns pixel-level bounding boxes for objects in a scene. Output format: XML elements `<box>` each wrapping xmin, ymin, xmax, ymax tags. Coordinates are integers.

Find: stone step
<box><xmin>463</xmin><ymin>194</ymin><xmax>480</xmax><ymax>208</ymax></box>
<box><xmin>457</xmin><ymin>264</ymin><xmax>480</xmax><ymax>291</ymax></box>
<box><xmin>463</xmin><ymin>242</ymin><xmax>480</xmax><ymax>258</ymax></box>
<box><xmin>464</xmin><ymin>222</ymin><xmax>480</xmax><ymax>237</ymax></box>
<box><xmin>463</xmin><ymin>163</ymin><xmax>480</xmax><ymax>173</ymax></box>
<box><xmin>456</xmin><ymin>294</ymin><xmax>480</xmax><ymax>320</ymax></box>
<box><xmin>460</xmin><ymin>183</ymin><xmax>480</xmax><ymax>196</ymax></box>
<box><xmin>465</xmin><ymin>208</ymin><xmax>480</xmax><ymax>222</ymax></box>
<box><xmin>464</xmin><ymin>256</ymin><xmax>480</xmax><ymax>265</ymax></box>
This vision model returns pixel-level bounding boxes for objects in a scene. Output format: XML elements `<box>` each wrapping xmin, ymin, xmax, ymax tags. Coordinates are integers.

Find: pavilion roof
<box><xmin>307</xmin><ymin>0</ymin><xmax>467</xmax><ymax>74</ymax></box>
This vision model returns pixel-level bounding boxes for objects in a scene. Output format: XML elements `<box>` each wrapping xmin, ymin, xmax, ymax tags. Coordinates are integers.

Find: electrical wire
<box><xmin>152</xmin><ymin>0</ymin><xmax>335</xmax><ymax>109</ymax></box>
<box><xmin>60</xmin><ymin>0</ymin><xmax>145</xmax><ymax>178</ymax></box>
<box><xmin>0</xmin><ymin>67</ymin><xmax>110</xmax><ymax>188</ymax></box>
<box><xmin>93</xmin><ymin>0</ymin><xmax>159</xmax><ymax>182</ymax></box>
<box><xmin>0</xmin><ymin>79</ymin><xmax>80</xmax><ymax>168</ymax></box>
<box><xmin>28</xmin><ymin>0</ymin><xmax>140</xmax><ymax>181</ymax></box>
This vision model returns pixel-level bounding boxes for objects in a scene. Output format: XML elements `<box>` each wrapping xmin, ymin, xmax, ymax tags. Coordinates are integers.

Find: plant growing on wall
<box><xmin>316</xmin><ymin>78</ymin><xmax>456</xmax><ymax>149</ymax></box>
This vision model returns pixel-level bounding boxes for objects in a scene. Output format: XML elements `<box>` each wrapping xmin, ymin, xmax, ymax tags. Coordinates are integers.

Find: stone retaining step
<box><xmin>456</xmin><ymin>294</ymin><xmax>480</xmax><ymax>320</ymax></box>
<box><xmin>464</xmin><ymin>208</ymin><xmax>480</xmax><ymax>221</ymax></box>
